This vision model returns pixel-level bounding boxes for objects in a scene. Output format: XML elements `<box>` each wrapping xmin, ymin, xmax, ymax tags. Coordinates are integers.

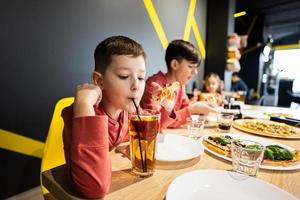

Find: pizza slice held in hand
<box><xmin>154</xmin><ymin>82</ymin><xmax>180</xmax><ymax>102</ymax></box>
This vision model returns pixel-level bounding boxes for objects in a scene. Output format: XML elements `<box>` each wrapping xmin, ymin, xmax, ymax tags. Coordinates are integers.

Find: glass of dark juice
<box><xmin>217</xmin><ymin>113</ymin><xmax>234</xmax><ymax>132</ymax></box>
<box><xmin>129</xmin><ymin>109</ymin><xmax>160</xmax><ymax>177</ymax></box>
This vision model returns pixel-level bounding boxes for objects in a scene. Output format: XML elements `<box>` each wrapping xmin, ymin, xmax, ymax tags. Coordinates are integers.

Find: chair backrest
<box><xmin>40</xmin><ymin>97</ymin><xmax>74</xmax><ymax>195</ymax></box>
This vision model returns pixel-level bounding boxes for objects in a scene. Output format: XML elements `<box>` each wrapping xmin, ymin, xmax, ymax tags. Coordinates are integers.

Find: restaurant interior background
<box><xmin>0</xmin><ymin>0</ymin><xmax>299</xmax><ymax>198</ymax></box>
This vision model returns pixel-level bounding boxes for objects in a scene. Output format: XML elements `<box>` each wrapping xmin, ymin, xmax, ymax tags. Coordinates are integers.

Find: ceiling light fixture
<box><xmin>234</xmin><ymin>11</ymin><xmax>246</xmax><ymax>18</ymax></box>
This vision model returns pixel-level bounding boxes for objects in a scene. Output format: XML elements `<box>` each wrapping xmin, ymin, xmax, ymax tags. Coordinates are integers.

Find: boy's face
<box><xmin>172</xmin><ymin>59</ymin><xmax>198</xmax><ymax>85</ymax></box>
<box><xmin>100</xmin><ymin>55</ymin><xmax>146</xmax><ymax>113</ymax></box>
<box><xmin>205</xmin><ymin>77</ymin><xmax>219</xmax><ymax>93</ymax></box>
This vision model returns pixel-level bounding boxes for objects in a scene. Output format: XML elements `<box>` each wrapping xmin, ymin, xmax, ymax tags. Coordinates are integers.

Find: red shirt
<box><xmin>140</xmin><ymin>71</ymin><xmax>191</xmax><ymax>129</ymax></box>
<box><xmin>62</xmin><ymin>104</ymin><xmax>129</xmax><ymax>198</ymax></box>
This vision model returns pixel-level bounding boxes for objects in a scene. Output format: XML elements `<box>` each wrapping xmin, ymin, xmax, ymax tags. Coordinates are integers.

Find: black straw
<box><xmin>131</xmin><ymin>99</ymin><xmax>146</xmax><ymax>172</ymax></box>
<box><xmin>132</xmin><ymin>99</ymin><xmax>141</xmax><ymax>121</ymax></box>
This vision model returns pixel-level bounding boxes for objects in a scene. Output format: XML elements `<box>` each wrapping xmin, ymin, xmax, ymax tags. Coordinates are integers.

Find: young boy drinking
<box><xmin>62</xmin><ymin>36</ymin><xmax>147</xmax><ymax>198</ymax></box>
<box><xmin>140</xmin><ymin>39</ymin><xmax>217</xmax><ymax>129</ymax></box>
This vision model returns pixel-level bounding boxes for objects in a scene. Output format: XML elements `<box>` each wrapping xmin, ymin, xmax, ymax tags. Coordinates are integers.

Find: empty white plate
<box><xmin>166</xmin><ymin>170</ymin><xmax>298</xmax><ymax>200</ymax></box>
<box><xmin>155</xmin><ymin>134</ymin><xmax>204</xmax><ymax>161</ymax></box>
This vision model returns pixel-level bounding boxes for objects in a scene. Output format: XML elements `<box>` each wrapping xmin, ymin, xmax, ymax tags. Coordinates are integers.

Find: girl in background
<box><xmin>199</xmin><ymin>73</ymin><xmax>225</xmax><ymax>106</ymax></box>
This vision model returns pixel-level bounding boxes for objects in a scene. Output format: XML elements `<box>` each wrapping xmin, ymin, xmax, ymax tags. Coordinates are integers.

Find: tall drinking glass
<box><xmin>129</xmin><ymin>109</ymin><xmax>160</xmax><ymax>177</ymax></box>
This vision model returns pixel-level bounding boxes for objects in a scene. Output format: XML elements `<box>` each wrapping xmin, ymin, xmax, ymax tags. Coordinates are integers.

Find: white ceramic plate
<box><xmin>241</xmin><ymin>110</ymin><xmax>269</xmax><ymax>119</ymax></box>
<box><xmin>155</xmin><ymin>134</ymin><xmax>204</xmax><ymax>161</ymax></box>
<box><xmin>166</xmin><ymin>170</ymin><xmax>298</xmax><ymax>200</ymax></box>
<box><xmin>200</xmin><ymin>133</ymin><xmax>300</xmax><ymax>170</ymax></box>
<box><xmin>241</xmin><ymin>110</ymin><xmax>297</xmax><ymax>120</ymax></box>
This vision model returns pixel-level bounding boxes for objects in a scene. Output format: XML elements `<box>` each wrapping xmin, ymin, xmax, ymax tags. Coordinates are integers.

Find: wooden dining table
<box><xmin>104</xmin><ymin>105</ymin><xmax>300</xmax><ymax>200</ymax></box>
<box><xmin>42</xmin><ymin>105</ymin><xmax>300</xmax><ymax>200</ymax></box>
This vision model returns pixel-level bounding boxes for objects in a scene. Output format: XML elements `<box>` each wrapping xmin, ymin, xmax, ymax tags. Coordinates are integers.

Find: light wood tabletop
<box><xmin>42</xmin><ymin>105</ymin><xmax>300</xmax><ymax>200</ymax></box>
<box><xmin>106</xmin><ymin>105</ymin><xmax>300</xmax><ymax>200</ymax></box>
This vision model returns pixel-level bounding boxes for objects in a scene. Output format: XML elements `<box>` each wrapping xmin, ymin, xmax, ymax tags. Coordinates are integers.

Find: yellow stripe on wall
<box><xmin>143</xmin><ymin>0</ymin><xmax>169</xmax><ymax>49</ymax></box>
<box><xmin>0</xmin><ymin>129</ymin><xmax>44</xmax><ymax>158</ymax></box>
<box><xmin>191</xmin><ymin>17</ymin><xmax>206</xmax><ymax>59</ymax></box>
<box><xmin>183</xmin><ymin>0</ymin><xmax>206</xmax><ymax>59</ymax></box>
<box><xmin>183</xmin><ymin>0</ymin><xmax>196</xmax><ymax>41</ymax></box>
<box><xmin>144</xmin><ymin>0</ymin><xmax>206</xmax><ymax>59</ymax></box>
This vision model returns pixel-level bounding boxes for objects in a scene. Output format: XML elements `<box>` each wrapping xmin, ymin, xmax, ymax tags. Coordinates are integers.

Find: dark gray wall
<box><xmin>0</xmin><ymin>0</ymin><xmax>207</xmax><ymax>198</ymax></box>
<box><xmin>205</xmin><ymin>0</ymin><xmax>230</xmax><ymax>80</ymax></box>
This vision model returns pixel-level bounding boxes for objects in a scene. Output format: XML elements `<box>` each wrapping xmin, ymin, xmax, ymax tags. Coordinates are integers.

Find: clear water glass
<box><xmin>231</xmin><ymin>139</ymin><xmax>265</xmax><ymax>176</ymax></box>
<box><xmin>187</xmin><ymin>115</ymin><xmax>206</xmax><ymax>139</ymax></box>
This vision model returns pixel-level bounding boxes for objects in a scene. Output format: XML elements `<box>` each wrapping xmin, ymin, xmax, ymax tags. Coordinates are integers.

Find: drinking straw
<box><xmin>131</xmin><ymin>99</ymin><xmax>146</xmax><ymax>172</ymax></box>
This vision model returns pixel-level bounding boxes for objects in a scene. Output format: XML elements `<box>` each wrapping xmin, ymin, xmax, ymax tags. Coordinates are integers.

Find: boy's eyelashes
<box><xmin>117</xmin><ymin>75</ymin><xmax>145</xmax><ymax>81</ymax></box>
<box><xmin>188</xmin><ymin>65</ymin><xmax>198</xmax><ymax>69</ymax></box>
<box><xmin>118</xmin><ymin>75</ymin><xmax>129</xmax><ymax>79</ymax></box>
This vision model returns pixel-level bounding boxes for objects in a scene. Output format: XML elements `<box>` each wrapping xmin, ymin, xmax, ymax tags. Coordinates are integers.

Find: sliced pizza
<box><xmin>155</xmin><ymin>81</ymin><xmax>180</xmax><ymax>102</ymax></box>
<box><xmin>202</xmin><ymin>135</ymin><xmax>232</xmax><ymax>157</ymax></box>
<box><xmin>202</xmin><ymin>134</ymin><xmax>300</xmax><ymax>167</ymax></box>
<box><xmin>263</xmin><ymin>145</ymin><xmax>300</xmax><ymax>166</ymax></box>
<box><xmin>233</xmin><ymin>119</ymin><xmax>300</xmax><ymax>139</ymax></box>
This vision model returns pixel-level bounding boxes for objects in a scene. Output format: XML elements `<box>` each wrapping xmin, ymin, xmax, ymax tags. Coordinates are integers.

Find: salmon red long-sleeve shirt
<box><xmin>62</xmin><ymin>104</ymin><xmax>129</xmax><ymax>198</ymax></box>
<box><xmin>140</xmin><ymin>71</ymin><xmax>191</xmax><ymax>129</ymax></box>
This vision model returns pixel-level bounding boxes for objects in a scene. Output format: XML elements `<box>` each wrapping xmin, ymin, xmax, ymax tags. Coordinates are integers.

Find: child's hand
<box><xmin>193</xmin><ymin>88</ymin><xmax>200</xmax><ymax>97</ymax></box>
<box><xmin>188</xmin><ymin>101</ymin><xmax>218</xmax><ymax>115</ymax></box>
<box><xmin>151</xmin><ymin>82</ymin><xmax>163</xmax><ymax>102</ymax></box>
<box><xmin>149</xmin><ymin>82</ymin><xmax>164</xmax><ymax>111</ymax></box>
<box><xmin>74</xmin><ymin>83</ymin><xmax>102</xmax><ymax>117</ymax></box>
<box><xmin>161</xmin><ymin>97</ymin><xmax>175</xmax><ymax>114</ymax></box>
<box><xmin>190</xmin><ymin>88</ymin><xmax>200</xmax><ymax>103</ymax></box>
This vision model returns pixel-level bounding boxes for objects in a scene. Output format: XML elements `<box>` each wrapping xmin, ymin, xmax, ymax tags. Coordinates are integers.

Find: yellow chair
<box><xmin>40</xmin><ymin>97</ymin><xmax>74</xmax><ymax>197</ymax></box>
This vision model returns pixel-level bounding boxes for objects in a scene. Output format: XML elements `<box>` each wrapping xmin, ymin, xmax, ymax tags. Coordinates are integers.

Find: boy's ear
<box><xmin>92</xmin><ymin>71</ymin><xmax>104</xmax><ymax>89</ymax></box>
<box><xmin>170</xmin><ymin>59</ymin><xmax>178</xmax><ymax>71</ymax></box>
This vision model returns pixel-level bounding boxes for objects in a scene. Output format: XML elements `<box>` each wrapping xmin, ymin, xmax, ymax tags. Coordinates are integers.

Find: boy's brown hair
<box><xmin>94</xmin><ymin>36</ymin><xmax>147</xmax><ymax>73</ymax></box>
<box><xmin>165</xmin><ymin>39</ymin><xmax>201</xmax><ymax>70</ymax></box>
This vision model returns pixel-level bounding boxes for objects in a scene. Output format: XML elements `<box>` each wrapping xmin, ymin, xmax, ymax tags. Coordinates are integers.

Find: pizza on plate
<box><xmin>202</xmin><ymin>135</ymin><xmax>300</xmax><ymax>166</ymax></box>
<box><xmin>233</xmin><ymin>119</ymin><xmax>300</xmax><ymax>139</ymax></box>
<box><xmin>202</xmin><ymin>135</ymin><xmax>232</xmax><ymax>156</ymax></box>
<box><xmin>263</xmin><ymin>145</ymin><xmax>300</xmax><ymax>166</ymax></box>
